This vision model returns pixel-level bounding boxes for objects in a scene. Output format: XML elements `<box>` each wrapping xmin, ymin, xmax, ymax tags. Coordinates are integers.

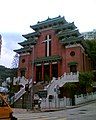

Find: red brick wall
<box><xmin>18</xmin><ymin>54</ymin><xmax>32</xmax><ymax>79</ymax></box>
<box><xmin>18</xmin><ymin>30</ymin><xmax>91</xmax><ymax>79</ymax></box>
<box><xmin>35</xmin><ymin>30</ymin><xmax>62</xmax><ymax>58</ymax></box>
<box><xmin>65</xmin><ymin>45</ymin><xmax>84</xmax><ymax>73</ymax></box>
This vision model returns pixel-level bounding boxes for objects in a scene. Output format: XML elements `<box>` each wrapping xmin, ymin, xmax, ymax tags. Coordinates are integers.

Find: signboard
<box><xmin>38</xmin><ymin>90</ymin><xmax>47</xmax><ymax>98</ymax></box>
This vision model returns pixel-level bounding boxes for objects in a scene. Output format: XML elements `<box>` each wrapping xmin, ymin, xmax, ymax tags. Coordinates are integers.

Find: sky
<box><xmin>0</xmin><ymin>0</ymin><xmax>96</xmax><ymax>68</ymax></box>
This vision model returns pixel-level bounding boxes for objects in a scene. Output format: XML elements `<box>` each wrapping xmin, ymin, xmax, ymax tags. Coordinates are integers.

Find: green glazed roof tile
<box><xmin>34</xmin><ymin>55</ymin><xmax>62</xmax><ymax>64</ymax></box>
<box><xmin>68</xmin><ymin>61</ymin><xmax>78</xmax><ymax>66</ymax></box>
<box><xmin>30</xmin><ymin>16</ymin><xmax>67</xmax><ymax>31</ymax></box>
<box><xmin>22</xmin><ymin>32</ymin><xmax>40</xmax><ymax>39</ymax></box>
<box><xmin>60</xmin><ymin>36</ymin><xmax>83</xmax><ymax>44</ymax></box>
<box><xmin>14</xmin><ymin>46</ymin><xmax>32</xmax><ymax>54</ymax></box>
<box><xmin>53</xmin><ymin>22</ymin><xmax>76</xmax><ymax>31</ymax></box>
<box><xmin>19</xmin><ymin>38</ymin><xmax>36</xmax><ymax>46</ymax></box>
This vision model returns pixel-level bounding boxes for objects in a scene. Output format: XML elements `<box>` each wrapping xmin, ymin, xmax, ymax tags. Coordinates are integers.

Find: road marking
<box><xmin>57</xmin><ymin>118</ymin><xmax>67</xmax><ymax>120</ymax></box>
<box><xmin>17</xmin><ymin>116</ymin><xmax>67</xmax><ymax>120</ymax></box>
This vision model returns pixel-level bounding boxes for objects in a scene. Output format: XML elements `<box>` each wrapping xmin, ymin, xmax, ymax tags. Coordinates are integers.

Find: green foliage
<box><xmin>84</xmin><ymin>40</ymin><xmax>96</xmax><ymax>69</ymax></box>
<box><xmin>79</xmin><ymin>72</ymin><xmax>93</xmax><ymax>87</ymax></box>
<box><xmin>64</xmin><ymin>82</ymin><xmax>77</xmax><ymax>90</ymax></box>
<box><xmin>0</xmin><ymin>65</ymin><xmax>18</xmax><ymax>81</ymax></box>
<box><xmin>64</xmin><ymin>82</ymin><xmax>77</xmax><ymax>97</ymax></box>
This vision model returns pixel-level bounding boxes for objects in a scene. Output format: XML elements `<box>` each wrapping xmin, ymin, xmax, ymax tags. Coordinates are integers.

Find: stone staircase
<box><xmin>10</xmin><ymin>72</ymin><xmax>79</xmax><ymax>106</ymax></box>
<box><xmin>10</xmin><ymin>78</ymin><xmax>32</xmax><ymax>105</ymax></box>
<box><xmin>44</xmin><ymin>72</ymin><xmax>79</xmax><ymax>98</ymax></box>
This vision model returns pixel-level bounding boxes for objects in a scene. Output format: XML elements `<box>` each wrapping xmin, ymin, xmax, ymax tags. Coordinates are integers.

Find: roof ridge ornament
<box><xmin>47</xmin><ymin>16</ymin><xmax>51</xmax><ymax>20</ymax></box>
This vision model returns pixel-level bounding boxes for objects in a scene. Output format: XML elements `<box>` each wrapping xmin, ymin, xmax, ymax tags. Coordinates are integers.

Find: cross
<box><xmin>43</xmin><ymin>35</ymin><xmax>51</xmax><ymax>56</ymax></box>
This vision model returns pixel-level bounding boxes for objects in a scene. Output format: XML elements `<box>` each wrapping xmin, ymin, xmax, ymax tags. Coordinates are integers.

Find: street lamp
<box><xmin>30</xmin><ymin>45</ymin><xmax>34</xmax><ymax>110</ymax></box>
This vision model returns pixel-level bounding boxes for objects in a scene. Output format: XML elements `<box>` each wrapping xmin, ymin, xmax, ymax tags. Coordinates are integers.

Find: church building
<box><xmin>14</xmin><ymin>16</ymin><xmax>91</xmax><ymax>83</ymax></box>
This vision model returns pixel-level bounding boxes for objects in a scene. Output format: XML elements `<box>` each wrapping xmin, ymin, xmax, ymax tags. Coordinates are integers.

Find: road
<box><xmin>13</xmin><ymin>101</ymin><xmax>96</xmax><ymax>120</ymax></box>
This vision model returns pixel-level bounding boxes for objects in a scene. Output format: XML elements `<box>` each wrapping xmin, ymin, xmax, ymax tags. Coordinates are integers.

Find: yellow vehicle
<box><xmin>0</xmin><ymin>94</ymin><xmax>17</xmax><ymax>120</ymax></box>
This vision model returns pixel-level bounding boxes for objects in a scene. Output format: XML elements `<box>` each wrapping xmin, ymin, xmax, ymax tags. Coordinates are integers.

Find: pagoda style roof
<box><xmin>30</xmin><ymin>16</ymin><xmax>67</xmax><ymax>31</ymax></box>
<box><xmin>22</xmin><ymin>32</ymin><xmax>40</xmax><ymax>39</ymax></box>
<box><xmin>14</xmin><ymin>16</ymin><xmax>84</xmax><ymax>55</ymax></box>
<box><xmin>60</xmin><ymin>36</ymin><xmax>83</xmax><ymax>44</ymax></box>
<box><xmin>58</xmin><ymin>29</ymin><xmax>80</xmax><ymax>39</ymax></box>
<box><xmin>14</xmin><ymin>46</ymin><xmax>32</xmax><ymax>54</ymax></box>
<box><xmin>56</xmin><ymin>28</ymin><xmax>83</xmax><ymax>45</ymax></box>
<box><xmin>18</xmin><ymin>38</ymin><xmax>37</xmax><ymax>47</ymax></box>
<box><xmin>53</xmin><ymin>22</ymin><xmax>76</xmax><ymax>32</ymax></box>
<box><xmin>34</xmin><ymin>55</ymin><xmax>62</xmax><ymax>64</ymax></box>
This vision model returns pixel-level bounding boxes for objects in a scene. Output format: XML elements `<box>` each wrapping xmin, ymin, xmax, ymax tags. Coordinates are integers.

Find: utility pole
<box><xmin>30</xmin><ymin>45</ymin><xmax>34</xmax><ymax>110</ymax></box>
<box><xmin>0</xmin><ymin>34</ymin><xmax>2</xmax><ymax>58</ymax></box>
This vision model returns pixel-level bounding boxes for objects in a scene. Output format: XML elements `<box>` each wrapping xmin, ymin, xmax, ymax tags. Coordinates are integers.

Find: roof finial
<box><xmin>58</xmin><ymin>15</ymin><xmax>61</xmax><ymax>17</ymax></box>
<box><xmin>47</xmin><ymin>16</ymin><xmax>51</xmax><ymax>20</ymax></box>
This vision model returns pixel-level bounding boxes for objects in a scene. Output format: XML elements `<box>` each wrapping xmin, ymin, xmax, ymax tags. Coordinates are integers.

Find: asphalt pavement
<box><xmin>13</xmin><ymin>100</ymin><xmax>96</xmax><ymax>120</ymax></box>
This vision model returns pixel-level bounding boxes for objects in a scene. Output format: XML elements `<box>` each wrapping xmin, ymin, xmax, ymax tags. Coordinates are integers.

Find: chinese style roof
<box><xmin>22</xmin><ymin>32</ymin><xmax>40</xmax><ymax>39</ymax></box>
<box><xmin>55</xmin><ymin>21</ymin><xmax>83</xmax><ymax>45</ymax></box>
<box><xmin>30</xmin><ymin>16</ymin><xmax>67</xmax><ymax>31</ymax></box>
<box><xmin>60</xmin><ymin>36</ymin><xmax>83</xmax><ymax>44</ymax></box>
<box><xmin>18</xmin><ymin>38</ymin><xmax>37</xmax><ymax>47</ymax></box>
<box><xmin>34</xmin><ymin>55</ymin><xmax>62</xmax><ymax>64</ymax></box>
<box><xmin>14</xmin><ymin>46</ymin><xmax>32</xmax><ymax>54</ymax></box>
<box><xmin>53</xmin><ymin>22</ymin><xmax>76</xmax><ymax>32</ymax></box>
<box><xmin>58</xmin><ymin>29</ymin><xmax>80</xmax><ymax>38</ymax></box>
<box><xmin>14</xmin><ymin>16</ymin><xmax>84</xmax><ymax>54</ymax></box>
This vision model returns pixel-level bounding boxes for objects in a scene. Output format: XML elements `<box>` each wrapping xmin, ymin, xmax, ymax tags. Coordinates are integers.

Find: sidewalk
<box><xmin>13</xmin><ymin>100</ymin><xmax>96</xmax><ymax>113</ymax></box>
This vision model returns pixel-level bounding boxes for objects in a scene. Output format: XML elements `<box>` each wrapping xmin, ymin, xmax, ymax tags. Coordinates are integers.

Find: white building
<box><xmin>82</xmin><ymin>29</ymin><xmax>96</xmax><ymax>40</ymax></box>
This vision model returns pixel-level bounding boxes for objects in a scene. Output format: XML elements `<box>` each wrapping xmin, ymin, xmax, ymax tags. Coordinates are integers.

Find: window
<box><xmin>20</xmin><ymin>70</ymin><xmax>25</xmax><ymax>77</ymax></box>
<box><xmin>70</xmin><ymin>51</ymin><xmax>75</xmax><ymax>56</ymax></box>
<box><xmin>22</xmin><ymin>59</ymin><xmax>25</xmax><ymax>63</ymax></box>
<box><xmin>49</xmin><ymin>35</ymin><xmax>51</xmax><ymax>39</ymax></box>
<box><xmin>70</xmin><ymin>65</ymin><xmax>77</xmax><ymax>73</ymax></box>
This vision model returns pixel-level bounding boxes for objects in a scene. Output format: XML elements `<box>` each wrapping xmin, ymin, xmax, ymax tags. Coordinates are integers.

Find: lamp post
<box><xmin>30</xmin><ymin>45</ymin><xmax>34</xmax><ymax>110</ymax></box>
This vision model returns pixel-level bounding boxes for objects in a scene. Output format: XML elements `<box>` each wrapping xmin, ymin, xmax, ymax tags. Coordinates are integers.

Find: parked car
<box><xmin>0</xmin><ymin>94</ymin><xmax>17</xmax><ymax>120</ymax></box>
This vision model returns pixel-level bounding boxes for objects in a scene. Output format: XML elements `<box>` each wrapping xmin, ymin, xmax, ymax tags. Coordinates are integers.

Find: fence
<box><xmin>75</xmin><ymin>92</ymin><xmax>96</xmax><ymax>105</ymax></box>
<box><xmin>41</xmin><ymin>97</ymin><xmax>71</xmax><ymax>109</ymax></box>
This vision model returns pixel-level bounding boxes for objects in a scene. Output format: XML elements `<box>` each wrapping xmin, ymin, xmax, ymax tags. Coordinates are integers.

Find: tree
<box><xmin>84</xmin><ymin>40</ymin><xmax>96</xmax><ymax>69</ymax></box>
<box><xmin>11</xmin><ymin>53</ymin><xmax>19</xmax><ymax>68</ymax></box>
<box><xmin>0</xmin><ymin>65</ymin><xmax>18</xmax><ymax>81</ymax></box>
<box><xmin>79</xmin><ymin>72</ymin><xmax>94</xmax><ymax>93</ymax></box>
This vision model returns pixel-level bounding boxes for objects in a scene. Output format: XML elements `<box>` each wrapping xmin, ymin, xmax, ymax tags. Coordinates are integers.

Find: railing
<box><xmin>10</xmin><ymin>79</ymin><xmax>32</xmax><ymax>105</ymax></box>
<box><xmin>45</xmin><ymin>72</ymin><xmax>79</xmax><ymax>96</ymax></box>
<box><xmin>13</xmin><ymin>76</ymin><xmax>28</xmax><ymax>86</ymax></box>
<box><xmin>41</xmin><ymin>92</ymin><xmax>96</xmax><ymax>109</ymax></box>
<box><xmin>75</xmin><ymin>92</ymin><xmax>96</xmax><ymax>105</ymax></box>
<box><xmin>41</xmin><ymin>97</ymin><xmax>71</xmax><ymax>109</ymax></box>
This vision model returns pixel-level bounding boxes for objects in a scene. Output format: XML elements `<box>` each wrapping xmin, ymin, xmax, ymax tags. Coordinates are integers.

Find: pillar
<box><xmin>34</xmin><ymin>65</ymin><xmax>36</xmax><ymax>83</ymax></box>
<box><xmin>58</xmin><ymin>61</ymin><xmax>61</xmax><ymax>77</ymax></box>
<box><xmin>50</xmin><ymin>63</ymin><xmax>52</xmax><ymax>80</ymax></box>
<box><xmin>42</xmin><ymin>63</ymin><xmax>44</xmax><ymax>81</ymax></box>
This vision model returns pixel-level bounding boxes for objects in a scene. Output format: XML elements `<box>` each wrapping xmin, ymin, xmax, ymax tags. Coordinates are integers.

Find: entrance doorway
<box><xmin>70</xmin><ymin>65</ymin><xmax>77</xmax><ymax>73</ymax></box>
<box><xmin>44</xmin><ymin>65</ymin><xmax>50</xmax><ymax>83</ymax></box>
<box><xmin>36</xmin><ymin>66</ymin><xmax>42</xmax><ymax>82</ymax></box>
<box><xmin>52</xmin><ymin>64</ymin><xmax>58</xmax><ymax>78</ymax></box>
<box><xmin>20</xmin><ymin>70</ymin><xmax>25</xmax><ymax>77</ymax></box>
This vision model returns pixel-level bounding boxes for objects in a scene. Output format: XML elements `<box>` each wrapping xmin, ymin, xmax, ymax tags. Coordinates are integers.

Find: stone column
<box><xmin>50</xmin><ymin>63</ymin><xmax>52</xmax><ymax>80</ymax></box>
<box><xmin>58</xmin><ymin>61</ymin><xmax>61</xmax><ymax>78</ymax></box>
<box><xmin>34</xmin><ymin>65</ymin><xmax>36</xmax><ymax>83</ymax></box>
<box><xmin>42</xmin><ymin>63</ymin><xmax>44</xmax><ymax>81</ymax></box>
